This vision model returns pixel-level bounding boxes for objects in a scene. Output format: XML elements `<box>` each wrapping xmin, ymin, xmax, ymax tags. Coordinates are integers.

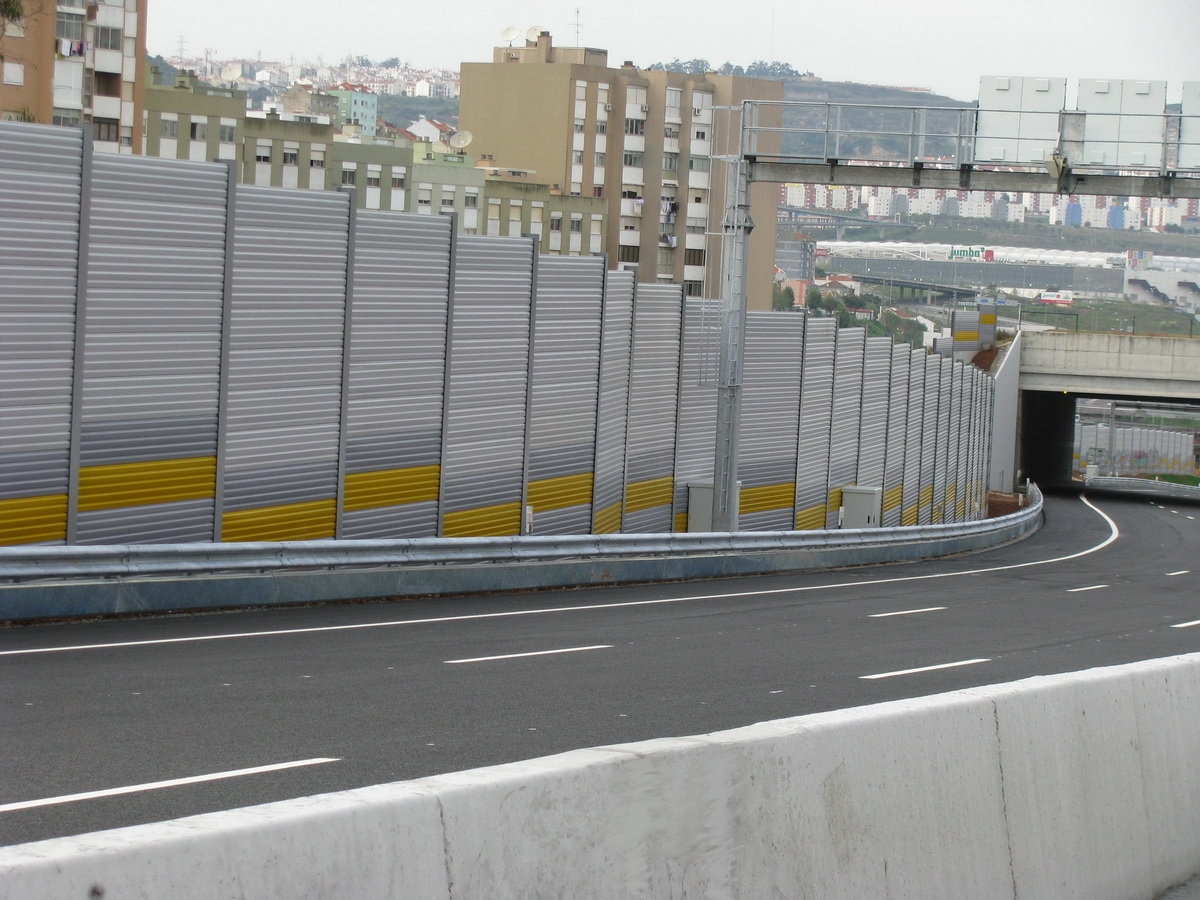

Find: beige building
<box><xmin>142</xmin><ymin>73</ymin><xmax>607</xmax><ymax>253</ymax></box>
<box><xmin>1</xmin><ymin>0</ymin><xmax>146</xmax><ymax>152</ymax></box>
<box><xmin>459</xmin><ymin>32</ymin><xmax>781</xmax><ymax>308</ymax></box>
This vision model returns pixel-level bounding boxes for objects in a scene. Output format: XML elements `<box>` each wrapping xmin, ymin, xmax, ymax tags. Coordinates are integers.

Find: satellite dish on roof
<box><xmin>449</xmin><ymin>130</ymin><xmax>474</xmax><ymax>150</ymax></box>
<box><xmin>500</xmin><ymin>26</ymin><xmax>520</xmax><ymax>45</ymax></box>
<box><xmin>526</xmin><ymin>25</ymin><xmax>547</xmax><ymax>41</ymax></box>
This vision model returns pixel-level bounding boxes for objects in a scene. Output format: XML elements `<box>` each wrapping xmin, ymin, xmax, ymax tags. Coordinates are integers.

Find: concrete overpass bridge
<box><xmin>1005</xmin><ymin>331</ymin><xmax>1200</xmax><ymax>486</ymax></box>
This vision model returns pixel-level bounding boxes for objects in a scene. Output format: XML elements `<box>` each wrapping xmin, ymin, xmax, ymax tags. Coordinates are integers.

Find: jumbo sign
<box><xmin>948</xmin><ymin>246</ymin><xmax>995</xmax><ymax>262</ymax></box>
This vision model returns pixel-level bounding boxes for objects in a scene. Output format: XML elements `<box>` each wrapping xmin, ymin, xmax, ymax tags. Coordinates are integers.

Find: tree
<box><xmin>1</xmin><ymin>0</ymin><xmax>22</xmax><ymax>24</ymax></box>
<box><xmin>772</xmin><ymin>283</ymin><xmax>796</xmax><ymax>311</ymax></box>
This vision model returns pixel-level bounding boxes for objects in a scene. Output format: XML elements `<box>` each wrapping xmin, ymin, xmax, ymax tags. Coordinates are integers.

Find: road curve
<box><xmin>2</xmin><ymin>490</ymin><xmax>1199</xmax><ymax>846</ymax></box>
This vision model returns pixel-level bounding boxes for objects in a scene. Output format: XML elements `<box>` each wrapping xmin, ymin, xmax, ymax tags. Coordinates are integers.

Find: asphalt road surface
<box><xmin>3</xmin><ymin>490</ymin><xmax>1199</xmax><ymax>847</ymax></box>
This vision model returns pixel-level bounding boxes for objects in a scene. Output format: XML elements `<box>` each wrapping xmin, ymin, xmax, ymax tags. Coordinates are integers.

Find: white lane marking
<box><xmin>868</xmin><ymin>606</ymin><xmax>947</xmax><ymax>618</ymax></box>
<box><xmin>1172</xmin><ymin>620</ymin><xmax>1200</xmax><ymax>629</ymax></box>
<box><xmin>1168</xmin><ymin>570</ymin><xmax>1190</xmax><ymax>577</ymax></box>
<box><xmin>1066</xmin><ymin>584</ymin><xmax>1109</xmax><ymax>593</ymax></box>
<box><xmin>0</xmin><ymin>758</ymin><xmax>340</xmax><ymax>814</ymax></box>
<box><xmin>861</xmin><ymin>658</ymin><xmax>991</xmax><ymax>680</ymax></box>
<box><xmin>444</xmin><ymin>644</ymin><xmax>613</xmax><ymax>664</ymax></box>
<box><xmin>0</xmin><ymin>495</ymin><xmax>1122</xmax><ymax>659</ymax></box>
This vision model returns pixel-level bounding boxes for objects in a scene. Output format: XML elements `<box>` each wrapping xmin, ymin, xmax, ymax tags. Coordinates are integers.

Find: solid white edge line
<box><xmin>861</xmin><ymin>658</ymin><xmax>992</xmax><ymax>680</ymax></box>
<box><xmin>1171</xmin><ymin>620</ymin><xmax>1200</xmax><ymax>629</ymax></box>
<box><xmin>868</xmin><ymin>606</ymin><xmax>947</xmax><ymax>618</ymax></box>
<box><xmin>0</xmin><ymin>495</ymin><xmax>1122</xmax><ymax>659</ymax></box>
<box><xmin>444</xmin><ymin>644</ymin><xmax>613</xmax><ymax>664</ymax></box>
<box><xmin>0</xmin><ymin>758</ymin><xmax>341</xmax><ymax>814</ymax></box>
<box><xmin>1066</xmin><ymin>584</ymin><xmax>1109</xmax><ymax>593</ymax></box>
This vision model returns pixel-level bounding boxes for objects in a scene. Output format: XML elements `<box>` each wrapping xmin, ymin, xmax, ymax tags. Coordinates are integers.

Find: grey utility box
<box><xmin>841</xmin><ymin>485</ymin><xmax>883</xmax><ymax>529</ymax></box>
<box><xmin>687</xmin><ymin>481</ymin><xmax>741</xmax><ymax>532</ymax></box>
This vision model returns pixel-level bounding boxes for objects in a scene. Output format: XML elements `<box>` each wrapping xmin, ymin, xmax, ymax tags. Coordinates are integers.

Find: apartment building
<box><xmin>142</xmin><ymin>83</ymin><xmax>601</xmax><ymax>249</ymax></box>
<box><xmin>459</xmin><ymin>31</ymin><xmax>781</xmax><ymax>309</ymax></box>
<box><xmin>1</xmin><ymin>0</ymin><xmax>146</xmax><ymax>151</ymax></box>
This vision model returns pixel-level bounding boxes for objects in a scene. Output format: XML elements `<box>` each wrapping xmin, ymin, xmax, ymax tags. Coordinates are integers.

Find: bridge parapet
<box><xmin>1020</xmin><ymin>331</ymin><xmax>1200</xmax><ymax>399</ymax></box>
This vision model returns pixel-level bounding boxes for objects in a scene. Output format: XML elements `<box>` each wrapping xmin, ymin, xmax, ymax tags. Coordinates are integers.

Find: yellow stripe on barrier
<box><xmin>827</xmin><ymin>485</ymin><xmax>851</xmax><ymax>514</ymax></box>
<box><xmin>443</xmin><ymin>501</ymin><xmax>522</xmax><ymax>537</ymax></box>
<box><xmin>794</xmin><ymin>504</ymin><xmax>826</xmax><ymax>531</ymax></box>
<box><xmin>919</xmin><ymin>485</ymin><xmax>934</xmax><ymax>507</ymax></box>
<box><xmin>945</xmin><ymin>484</ymin><xmax>957</xmax><ymax>510</ymax></box>
<box><xmin>344</xmin><ymin>464</ymin><xmax>440</xmax><ymax>512</ymax></box>
<box><xmin>78</xmin><ymin>457</ymin><xmax>216</xmax><ymax>512</ymax></box>
<box><xmin>593</xmin><ymin>501</ymin><xmax>623</xmax><ymax>535</ymax></box>
<box><xmin>901</xmin><ymin>505</ymin><xmax>919</xmax><ymax>526</ymax></box>
<box><xmin>527</xmin><ymin>472</ymin><xmax>594</xmax><ymax>513</ymax></box>
<box><xmin>625</xmin><ymin>476</ymin><xmax>673</xmax><ymax>513</ymax></box>
<box><xmin>954</xmin><ymin>330</ymin><xmax>980</xmax><ymax>342</ymax></box>
<box><xmin>884</xmin><ymin>484</ymin><xmax>904</xmax><ymax>512</ymax></box>
<box><xmin>0</xmin><ymin>494</ymin><xmax>68</xmax><ymax>545</ymax></box>
<box><xmin>980</xmin><ymin>313</ymin><xmax>997</xmax><ymax>325</ymax></box>
<box><xmin>222</xmin><ymin>499</ymin><xmax>336</xmax><ymax>542</ymax></box>
<box><xmin>739</xmin><ymin>482</ymin><xmax>796</xmax><ymax>515</ymax></box>
<box><xmin>673</xmin><ymin>512</ymin><xmax>688</xmax><ymax>532</ymax></box>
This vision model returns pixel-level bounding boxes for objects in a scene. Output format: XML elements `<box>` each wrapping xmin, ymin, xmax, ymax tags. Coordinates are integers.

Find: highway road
<box><xmin>2</xmin><ymin>490</ymin><xmax>1199</xmax><ymax>847</ymax></box>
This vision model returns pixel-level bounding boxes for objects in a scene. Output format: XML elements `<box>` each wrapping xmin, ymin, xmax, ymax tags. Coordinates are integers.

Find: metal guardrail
<box><xmin>1084</xmin><ymin>476</ymin><xmax>1200</xmax><ymax>502</ymax></box>
<box><xmin>0</xmin><ymin>486</ymin><xmax>1043</xmax><ymax>584</ymax></box>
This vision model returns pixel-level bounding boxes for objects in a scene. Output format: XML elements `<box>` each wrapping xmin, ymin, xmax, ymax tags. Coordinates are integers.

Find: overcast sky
<box><xmin>148</xmin><ymin>0</ymin><xmax>1199</xmax><ymax>103</ymax></box>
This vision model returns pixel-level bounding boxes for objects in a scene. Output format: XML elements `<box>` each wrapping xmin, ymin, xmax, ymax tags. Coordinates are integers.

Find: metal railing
<box><xmin>1084</xmin><ymin>475</ymin><xmax>1200</xmax><ymax>501</ymax></box>
<box><xmin>741</xmin><ymin>101</ymin><xmax>1200</xmax><ymax>177</ymax></box>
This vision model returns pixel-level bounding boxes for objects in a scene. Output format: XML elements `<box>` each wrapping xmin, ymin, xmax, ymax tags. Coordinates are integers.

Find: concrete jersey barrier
<box><xmin>3</xmin><ymin>651</ymin><xmax>1199</xmax><ymax>899</ymax></box>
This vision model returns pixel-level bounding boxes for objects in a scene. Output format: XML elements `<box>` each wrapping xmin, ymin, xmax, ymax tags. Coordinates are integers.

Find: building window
<box><xmin>592</xmin><ymin>186</ymin><xmax>603</xmax><ymax>198</ymax></box>
<box><xmin>685</xmin><ymin>248</ymin><xmax>706</xmax><ymax>266</ymax></box>
<box><xmin>617</xmin><ymin>245</ymin><xmax>640</xmax><ymax>263</ymax></box>
<box><xmin>160</xmin><ymin>118</ymin><xmax>178</xmax><ymax>138</ymax></box>
<box><xmin>624</xmin><ymin>118</ymin><xmax>645</xmax><ymax>136</ymax></box>
<box><xmin>664</xmin><ymin>124</ymin><xmax>680</xmax><ymax>139</ymax></box>
<box><xmin>549</xmin><ymin>216</ymin><xmax>562</xmax><ymax>232</ymax></box>
<box><xmin>689</xmin><ymin>156</ymin><xmax>710</xmax><ymax>171</ymax></box>
<box><xmin>367</xmin><ymin>174</ymin><xmax>381</xmax><ymax>187</ymax></box>
<box><xmin>596</xmin><ymin>120</ymin><xmax>607</xmax><ymax>134</ymax></box>
<box><xmin>663</xmin><ymin>153</ymin><xmax>679</xmax><ymax>171</ymax></box>
<box><xmin>572</xmin><ymin>150</ymin><xmax>584</xmax><ymax>164</ymax></box>
<box><xmin>620</xmin><ymin>189</ymin><xmax>641</xmax><ymax>200</ymax></box>
<box><xmin>55</xmin><ymin>11</ymin><xmax>84</xmax><ymax>41</ymax></box>
<box><xmin>93</xmin><ymin>118</ymin><xmax>119</xmax><ymax>143</ymax></box>
<box><xmin>657</xmin><ymin>248</ymin><xmax>674</xmax><ymax>267</ymax></box>
<box><xmin>341</xmin><ymin>169</ymin><xmax>356</xmax><ymax>185</ymax></box>
<box><xmin>282</xmin><ymin>150</ymin><xmax>298</xmax><ymax>165</ymax></box>
<box><xmin>441</xmin><ymin>195</ymin><xmax>454</xmax><ymax>207</ymax></box>
<box><xmin>684</xmin><ymin>280</ymin><xmax>704</xmax><ymax>296</ymax></box>
<box><xmin>694</xmin><ymin>129</ymin><xmax>707</xmax><ymax>141</ymax></box>
<box><xmin>93</xmin><ymin>70</ymin><xmax>121</xmax><ymax>97</ymax></box>
<box><xmin>392</xmin><ymin>176</ymin><xmax>406</xmax><ymax>189</ymax></box>
<box><xmin>53</xmin><ymin>108</ymin><xmax>81</xmax><ymax>127</ymax></box>
<box><xmin>418</xmin><ymin>188</ymin><xmax>432</xmax><ymax>205</ymax></box>
<box><xmin>190</xmin><ymin>121</ymin><xmax>208</xmax><ymax>141</ymax></box>
<box><xmin>464</xmin><ymin>192</ymin><xmax>478</xmax><ymax>207</ymax></box>
<box><xmin>95</xmin><ymin>26</ymin><xmax>122</xmax><ymax>50</ymax></box>
<box><xmin>569</xmin><ymin>218</ymin><xmax>582</xmax><ymax>233</ymax></box>
<box><xmin>622</xmin><ymin>151</ymin><xmax>644</xmax><ymax>167</ymax></box>
<box><xmin>310</xmin><ymin>151</ymin><xmax>325</xmax><ymax>168</ymax></box>
<box><xmin>3</xmin><ymin>62</ymin><xmax>25</xmax><ymax>86</ymax></box>
<box><xmin>686</xmin><ymin>217</ymin><xmax>706</xmax><ymax>234</ymax></box>
<box><xmin>594</xmin><ymin>152</ymin><xmax>605</xmax><ymax>166</ymax></box>
<box><xmin>574</xmin><ymin>119</ymin><xmax>585</xmax><ymax>133</ymax></box>
<box><xmin>219</xmin><ymin>124</ymin><xmax>236</xmax><ymax>142</ymax></box>
<box><xmin>255</xmin><ymin>147</ymin><xmax>271</xmax><ymax>163</ymax></box>
<box><xmin>666</xmin><ymin>88</ymin><xmax>682</xmax><ymax>114</ymax></box>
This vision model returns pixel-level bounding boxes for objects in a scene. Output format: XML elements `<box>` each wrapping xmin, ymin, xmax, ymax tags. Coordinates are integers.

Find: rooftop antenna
<box><xmin>500</xmin><ymin>26</ymin><xmax>520</xmax><ymax>46</ymax></box>
<box><xmin>175</xmin><ymin>35</ymin><xmax>187</xmax><ymax>61</ymax></box>
<box><xmin>574</xmin><ymin>7</ymin><xmax>581</xmax><ymax>46</ymax></box>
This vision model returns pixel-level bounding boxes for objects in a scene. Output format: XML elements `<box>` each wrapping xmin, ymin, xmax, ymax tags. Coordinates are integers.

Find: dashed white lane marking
<box><xmin>868</xmin><ymin>606</ymin><xmax>947</xmax><ymax>618</ymax></box>
<box><xmin>1168</xmin><ymin>570</ymin><xmax>1190</xmax><ymax>577</ymax></box>
<box><xmin>1066</xmin><ymin>584</ymin><xmax>1109</xmax><ymax>593</ymax></box>
<box><xmin>861</xmin><ymin>658</ymin><xmax>992</xmax><ymax>680</ymax></box>
<box><xmin>1172</xmin><ymin>620</ymin><xmax>1200</xmax><ymax>629</ymax></box>
<box><xmin>444</xmin><ymin>645</ymin><xmax>613</xmax><ymax>664</ymax></box>
<box><xmin>0</xmin><ymin>495</ymin><xmax>1122</xmax><ymax>659</ymax></box>
<box><xmin>0</xmin><ymin>758</ymin><xmax>340</xmax><ymax>814</ymax></box>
